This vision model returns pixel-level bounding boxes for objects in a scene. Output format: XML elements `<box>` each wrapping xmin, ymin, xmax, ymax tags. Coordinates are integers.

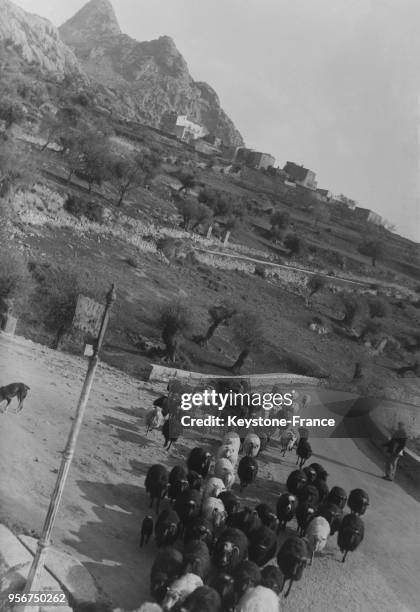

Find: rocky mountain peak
<box><xmin>60</xmin><ymin>0</ymin><xmax>121</xmax><ymax>44</ymax></box>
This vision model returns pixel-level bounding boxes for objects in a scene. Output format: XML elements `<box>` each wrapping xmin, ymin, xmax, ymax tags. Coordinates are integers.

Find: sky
<box><xmin>15</xmin><ymin>0</ymin><xmax>420</xmax><ymax>242</ymax></box>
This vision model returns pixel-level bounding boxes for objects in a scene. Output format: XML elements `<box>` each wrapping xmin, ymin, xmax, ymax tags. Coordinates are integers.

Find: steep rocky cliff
<box><xmin>59</xmin><ymin>0</ymin><xmax>244</xmax><ymax>146</ymax></box>
<box><xmin>0</xmin><ymin>0</ymin><xmax>83</xmax><ymax>77</ymax></box>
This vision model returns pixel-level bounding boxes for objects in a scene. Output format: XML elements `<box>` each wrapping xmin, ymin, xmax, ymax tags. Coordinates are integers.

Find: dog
<box><xmin>0</xmin><ymin>383</ymin><xmax>30</xmax><ymax>413</ymax></box>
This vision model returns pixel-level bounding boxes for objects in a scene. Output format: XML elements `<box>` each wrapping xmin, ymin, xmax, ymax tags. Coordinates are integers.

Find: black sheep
<box><xmin>208</xmin><ymin>573</ymin><xmax>235</xmax><ymax>612</ymax></box>
<box><xmin>180</xmin><ymin>585</ymin><xmax>222</xmax><ymax>612</ymax></box>
<box><xmin>237</xmin><ymin>456</ymin><xmax>258</xmax><ymax>491</ymax></box>
<box><xmin>187</xmin><ymin>447</ymin><xmax>212</xmax><ymax>478</ymax></box>
<box><xmin>232</xmin><ymin>560</ymin><xmax>261</xmax><ymax>602</ymax></box>
<box><xmin>169</xmin><ymin>465</ymin><xmax>188</xmax><ymax>485</ymax></box>
<box><xmin>162</xmin><ymin>417</ymin><xmax>183</xmax><ymax>450</ymax></box>
<box><xmin>255</xmin><ymin>503</ymin><xmax>279</xmax><ymax>531</ymax></box>
<box><xmin>337</xmin><ymin>513</ymin><xmax>365</xmax><ymax>562</ymax></box>
<box><xmin>226</xmin><ymin>507</ymin><xmax>261</xmax><ymax>537</ymax></box>
<box><xmin>184</xmin><ymin>516</ymin><xmax>214</xmax><ymax>549</ymax></box>
<box><xmin>218</xmin><ymin>491</ymin><xmax>241</xmax><ymax>517</ymax></box>
<box><xmin>296</xmin><ymin>484</ymin><xmax>319</xmax><ymax>508</ymax></box>
<box><xmin>261</xmin><ymin>565</ymin><xmax>285</xmax><ymax>595</ymax></box>
<box><xmin>248</xmin><ymin>526</ymin><xmax>277</xmax><ymax>566</ymax></box>
<box><xmin>316</xmin><ymin>501</ymin><xmax>343</xmax><ymax>535</ymax></box>
<box><xmin>302</xmin><ymin>465</ymin><xmax>317</xmax><ymax>484</ymax></box>
<box><xmin>174</xmin><ymin>488</ymin><xmax>201</xmax><ymax>533</ymax></box>
<box><xmin>212</xmin><ymin>528</ymin><xmax>248</xmax><ymax>573</ymax></box>
<box><xmin>140</xmin><ymin>515</ymin><xmax>154</xmax><ymax>547</ymax></box>
<box><xmin>309</xmin><ymin>462</ymin><xmax>328</xmax><ymax>480</ymax></box>
<box><xmin>276</xmin><ymin>493</ymin><xmax>298</xmax><ymax>532</ymax></box>
<box><xmin>277</xmin><ymin>535</ymin><xmax>311</xmax><ymax>597</ymax></box>
<box><xmin>257</xmin><ymin>432</ymin><xmax>270</xmax><ymax>456</ymax></box>
<box><xmin>295</xmin><ymin>501</ymin><xmax>316</xmax><ymax>536</ymax></box>
<box><xmin>150</xmin><ymin>547</ymin><xmax>183</xmax><ymax>603</ymax></box>
<box><xmin>348</xmin><ymin>488</ymin><xmax>370</xmax><ymax>515</ymax></box>
<box><xmin>168</xmin><ymin>478</ymin><xmax>189</xmax><ymax>505</ymax></box>
<box><xmin>187</xmin><ymin>470</ymin><xmax>203</xmax><ymax>491</ymax></box>
<box><xmin>328</xmin><ymin>486</ymin><xmax>348</xmax><ymax>510</ymax></box>
<box><xmin>286</xmin><ymin>470</ymin><xmax>308</xmax><ymax>495</ymax></box>
<box><xmin>182</xmin><ymin>539</ymin><xmax>211</xmax><ymax>580</ymax></box>
<box><xmin>313</xmin><ymin>477</ymin><xmax>329</xmax><ymax>505</ymax></box>
<box><xmin>154</xmin><ymin>509</ymin><xmax>180</xmax><ymax>547</ymax></box>
<box><xmin>145</xmin><ymin>464</ymin><xmax>169</xmax><ymax>514</ymax></box>
<box><xmin>296</xmin><ymin>439</ymin><xmax>312</xmax><ymax>468</ymax></box>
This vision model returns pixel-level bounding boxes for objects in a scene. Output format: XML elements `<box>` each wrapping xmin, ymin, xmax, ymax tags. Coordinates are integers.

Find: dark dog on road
<box><xmin>0</xmin><ymin>383</ymin><xmax>30</xmax><ymax>413</ymax></box>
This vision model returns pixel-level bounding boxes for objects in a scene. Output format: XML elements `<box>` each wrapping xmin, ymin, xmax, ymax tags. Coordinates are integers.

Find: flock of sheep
<box><xmin>135</xmin><ymin>400</ymin><xmax>370</xmax><ymax>612</ymax></box>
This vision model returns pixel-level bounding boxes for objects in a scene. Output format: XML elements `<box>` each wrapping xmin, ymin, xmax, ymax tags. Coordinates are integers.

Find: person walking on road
<box><xmin>382</xmin><ymin>421</ymin><xmax>407</xmax><ymax>481</ymax></box>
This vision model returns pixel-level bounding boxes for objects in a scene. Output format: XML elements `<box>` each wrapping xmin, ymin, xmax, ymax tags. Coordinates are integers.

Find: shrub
<box><xmin>64</xmin><ymin>194</ymin><xmax>86</xmax><ymax>218</ymax></box>
<box><xmin>284</xmin><ymin>233</ymin><xmax>301</xmax><ymax>256</ymax></box>
<box><xmin>360</xmin><ymin>318</ymin><xmax>383</xmax><ymax>341</ymax></box>
<box><xmin>158</xmin><ymin>301</ymin><xmax>192</xmax><ymax>362</ymax></box>
<box><xmin>254</xmin><ymin>264</ymin><xmax>267</xmax><ymax>278</ymax></box>
<box><xmin>367</xmin><ymin>296</ymin><xmax>391</xmax><ymax>318</ymax></box>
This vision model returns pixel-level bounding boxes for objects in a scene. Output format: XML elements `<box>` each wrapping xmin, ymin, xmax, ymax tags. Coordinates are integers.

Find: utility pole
<box><xmin>19</xmin><ymin>284</ymin><xmax>116</xmax><ymax>612</ymax></box>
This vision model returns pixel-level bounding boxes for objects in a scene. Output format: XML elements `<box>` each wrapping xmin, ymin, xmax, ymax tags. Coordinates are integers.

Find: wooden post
<box><xmin>206</xmin><ymin>225</ymin><xmax>213</xmax><ymax>239</ymax></box>
<box><xmin>223</xmin><ymin>230</ymin><xmax>230</xmax><ymax>246</ymax></box>
<box><xmin>19</xmin><ymin>284</ymin><xmax>116</xmax><ymax>612</ymax></box>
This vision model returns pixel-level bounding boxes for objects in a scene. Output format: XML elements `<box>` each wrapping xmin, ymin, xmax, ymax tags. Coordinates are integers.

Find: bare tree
<box><xmin>230</xmin><ymin>311</ymin><xmax>263</xmax><ymax>374</ymax></box>
<box><xmin>195</xmin><ymin>300</ymin><xmax>237</xmax><ymax>347</ymax></box>
<box><xmin>158</xmin><ymin>302</ymin><xmax>192</xmax><ymax>362</ymax></box>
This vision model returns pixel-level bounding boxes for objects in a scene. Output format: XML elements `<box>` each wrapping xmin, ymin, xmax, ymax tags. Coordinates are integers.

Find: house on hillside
<box><xmin>316</xmin><ymin>188</ymin><xmax>333</xmax><ymax>201</ymax></box>
<box><xmin>160</xmin><ymin>112</ymin><xmax>208</xmax><ymax>143</ymax></box>
<box><xmin>353</xmin><ymin>206</ymin><xmax>384</xmax><ymax>226</ymax></box>
<box><xmin>194</xmin><ymin>137</ymin><xmax>221</xmax><ymax>155</ymax></box>
<box><xmin>283</xmin><ymin>162</ymin><xmax>317</xmax><ymax>190</ymax></box>
<box><xmin>234</xmin><ymin>147</ymin><xmax>276</xmax><ymax>170</ymax></box>
<box><xmin>335</xmin><ymin>194</ymin><xmax>357</xmax><ymax>210</ymax></box>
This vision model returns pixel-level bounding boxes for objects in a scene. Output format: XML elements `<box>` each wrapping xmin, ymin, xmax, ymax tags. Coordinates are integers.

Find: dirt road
<box><xmin>0</xmin><ymin>333</ymin><xmax>419</xmax><ymax>611</ymax></box>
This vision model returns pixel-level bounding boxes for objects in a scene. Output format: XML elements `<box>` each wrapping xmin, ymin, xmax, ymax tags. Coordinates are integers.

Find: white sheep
<box><xmin>202</xmin><ymin>496</ymin><xmax>227</xmax><ymax>529</ymax></box>
<box><xmin>162</xmin><ymin>573</ymin><xmax>203</xmax><ymax>610</ymax></box>
<box><xmin>305</xmin><ymin>515</ymin><xmax>331</xmax><ymax>565</ymax></box>
<box><xmin>243</xmin><ymin>433</ymin><xmax>261</xmax><ymax>458</ymax></box>
<box><xmin>216</xmin><ymin>443</ymin><xmax>239</xmax><ymax>467</ymax></box>
<box><xmin>145</xmin><ymin>406</ymin><xmax>165</xmax><ymax>434</ymax></box>
<box><xmin>279</xmin><ymin>429</ymin><xmax>297</xmax><ymax>456</ymax></box>
<box><xmin>235</xmin><ymin>585</ymin><xmax>281</xmax><ymax>612</ymax></box>
<box><xmin>222</xmin><ymin>431</ymin><xmax>241</xmax><ymax>454</ymax></box>
<box><xmin>214</xmin><ymin>458</ymin><xmax>235</xmax><ymax>488</ymax></box>
<box><xmin>203</xmin><ymin>476</ymin><xmax>226</xmax><ymax>500</ymax></box>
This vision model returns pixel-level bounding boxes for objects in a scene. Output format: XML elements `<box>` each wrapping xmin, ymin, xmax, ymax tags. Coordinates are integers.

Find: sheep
<box><xmin>347</xmin><ymin>488</ymin><xmax>370</xmax><ymax>515</ymax></box>
<box><xmin>316</xmin><ymin>502</ymin><xmax>343</xmax><ymax>535</ymax></box>
<box><xmin>260</xmin><ymin>565</ymin><xmax>285</xmax><ymax>596</ymax></box>
<box><xmin>279</xmin><ymin>429</ymin><xmax>297</xmax><ymax>456</ymax></box>
<box><xmin>140</xmin><ymin>515</ymin><xmax>154</xmax><ymax>547</ymax></box>
<box><xmin>313</xmin><ymin>477</ymin><xmax>329</xmax><ymax>505</ymax></box>
<box><xmin>174</xmin><ymin>489</ymin><xmax>202</xmax><ymax>533</ymax></box>
<box><xmin>182</xmin><ymin>539</ymin><xmax>211</xmax><ymax>580</ymax></box>
<box><xmin>155</xmin><ymin>509</ymin><xmax>180</xmax><ymax>548</ymax></box>
<box><xmin>212</xmin><ymin>528</ymin><xmax>248</xmax><ymax>572</ymax></box>
<box><xmin>216</xmin><ymin>444</ymin><xmax>239</xmax><ymax>467</ymax></box>
<box><xmin>223</xmin><ymin>431</ymin><xmax>241</xmax><ymax>454</ymax></box>
<box><xmin>235</xmin><ymin>586</ymin><xmax>280</xmax><ymax>612</ymax></box>
<box><xmin>295</xmin><ymin>501</ymin><xmax>316</xmax><ymax>536</ymax></box>
<box><xmin>202</xmin><ymin>497</ymin><xmax>227</xmax><ymax>531</ymax></box>
<box><xmin>168</xmin><ymin>466</ymin><xmax>189</xmax><ymax>504</ymax></box>
<box><xmin>337</xmin><ymin>513</ymin><xmax>365</xmax><ymax>562</ymax></box>
<box><xmin>277</xmin><ymin>536</ymin><xmax>310</xmax><ymax>597</ymax></box>
<box><xmin>218</xmin><ymin>491</ymin><xmax>241</xmax><ymax>517</ymax></box>
<box><xmin>257</xmin><ymin>431</ymin><xmax>270</xmax><ymax>456</ymax></box>
<box><xmin>162</xmin><ymin>573</ymin><xmax>203</xmax><ymax>610</ymax></box>
<box><xmin>255</xmin><ymin>503</ymin><xmax>279</xmax><ymax>532</ymax></box>
<box><xmin>243</xmin><ymin>433</ymin><xmax>261</xmax><ymax>458</ymax></box>
<box><xmin>187</xmin><ymin>447</ymin><xmax>212</xmax><ymax>478</ymax></box>
<box><xmin>214</xmin><ymin>458</ymin><xmax>236</xmax><ymax>488</ymax></box>
<box><xmin>296</xmin><ymin>484</ymin><xmax>319</xmax><ymax>509</ymax></box>
<box><xmin>232</xmin><ymin>560</ymin><xmax>262</xmax><ymax>603</ymax></box>
<box><xmin>327</xmin><ymin>486</ymin><xmax>348</xmax><ymax>510</ymax></box>
<box><xmin>187</xmin><ymin>470</ymin><xmax>203</xmax><ymax>491</ymax></box>
<box><xmin>162</xmin><ymin>417</ymin><xmax>183</xmax><ymax>450</ymax></box>
<box><xmin>203</xmin><ymin>477</ymin><xmax>226</xmax><ymax>501</ymax></box>
<box><xmin>248</xmin><ymin>526</ymin><xmax>277</xmax><ymax>567</ymax></box>
<box><xmin>286</xmin><ymin>470</ymin><xmax>307</xmax><ymax>495</ymax></box>
<box><xmin>184</xmin><ymin>516</ymin><xmax>214</xmax><ymax>549</ymax></box>
<box><xmin>150</xmin><ymin>547</ymin><xmax>183</xmax><ymax>603</ymax></box>
<box><xmin>302</xmin><ymin>465</ymin><xmax>317</xmax><ymax>484</ymax></box>
<box><xmin>237</xmin><ymin>456</ymin><xmax>258</xmax><ymax>492</ymax></box>
<box><xmin>295</xmin><ymin>438</ymin><xmax>312</xmax><ymax>468</ymax></box>
<box><xmin>305</xmin><ymin>515</ymin><xmax>330</xmax><ymax>565</ymax></box>
<box><xmin>227</xmin><ymin>507</ymin><xmax>261</xmax><ymax>537</ymax></box>
<box><xmin>146</xmin><ymin>406</ymin><xmax>165</xmax><ymax>435</ymax></box>
<box><xmin>179</xmin><ymin>585</ymin><xmax>222</xmax><ymax>612</ymax></box>
<box><xmin>309</xmin><ymin>463</ymin><xmax>328</xmax><ymax>481</ymax></box>
<box><xmin>208</xmin><ymin>573</ymin><xmax>236</xmax><ymax>612</ymax></box>
<box><xmin>276</xmin><ymin>493</ymin><xmax>298</xmax><ymax>532</ymax></box>
<box><xmin>145</xmin><ymin>465</ymin><xmax>169</xmax><ymax>514</ymax></box>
